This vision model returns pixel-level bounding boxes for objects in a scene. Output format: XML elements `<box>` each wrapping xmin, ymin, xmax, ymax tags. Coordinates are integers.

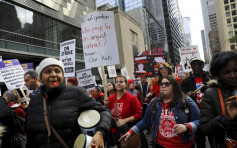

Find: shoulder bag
<box><xmin>43</xmin><ymin>97</ymin><xmax>69</xmax><ymax>148</ymax></box>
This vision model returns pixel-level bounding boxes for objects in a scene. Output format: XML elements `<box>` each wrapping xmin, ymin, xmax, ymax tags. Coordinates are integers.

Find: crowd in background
<box><xmin>0</xmin><ymin>51</ymin><xmax>237</xmax><ymax>148</ymax></box>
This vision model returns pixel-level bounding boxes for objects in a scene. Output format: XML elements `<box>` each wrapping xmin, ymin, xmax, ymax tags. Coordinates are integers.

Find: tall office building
<box><xmin>214</xmin><ymin>0</ymin><xmax>237</xmax><ymax>51</ymax></box>
<box><xmin>183</xmin><ymin>17</ymin><xmax>192</xmax><ymax>46</ymax></box>
<box><xmin>0</xmin><ymin>0</ymin><xmax>95</xmax><ymax>68</ymax></box>
<box><xmin>201</xmin><ymin>30</ymin><xmax>209</xmax><ymax>63</ymax></box>
<box><xmin>201</xmin><ymin>0</ymin><xmax>220</xmax><ymax>60</ymax></box>
<box><xmin>96</xmin><ymin>0</ymin><xmax>142</xmax><ymax>11</ymax></box>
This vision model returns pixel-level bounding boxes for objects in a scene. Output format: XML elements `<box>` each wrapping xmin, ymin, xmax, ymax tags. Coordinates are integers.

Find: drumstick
<box><xmin>225</xmin><ymin>96</ymin><xmax>237</xmax><ymax>104</ymax></box>
<box><xmin>192</xmin><ymin>84</ymin><xmax>205</xmax><ymax>94</ymax></box>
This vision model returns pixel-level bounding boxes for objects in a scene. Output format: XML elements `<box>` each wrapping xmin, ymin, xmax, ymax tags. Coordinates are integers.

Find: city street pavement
<box><xmin>144</xmin><ymin>130</ymin><xmax>211</xmax><ymax>148</ymax></box>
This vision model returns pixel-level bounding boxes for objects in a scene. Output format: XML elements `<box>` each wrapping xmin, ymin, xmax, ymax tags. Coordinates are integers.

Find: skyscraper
<box><xmin>183</xmin><ymin>17</ymin><xmax>192</xmax><ymax>46</ymax></box>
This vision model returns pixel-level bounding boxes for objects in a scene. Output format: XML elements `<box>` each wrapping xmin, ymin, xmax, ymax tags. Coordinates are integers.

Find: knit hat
<box><xmin>67</xmin><ymin>78</ymin><xmax>78</xmax><ymax>86</ymax></box>
<box><xmin>36</xmin><ymin>58</ymin><xmax>64</xmax><ymax>80</ymax></box>
<box><xmin>190</xmin><ymin>58</ymin><xmax>204</xmax><ymax>64</ymax></box>
<box><xmin>4</xmin><ymin>90</ymin><xmax>17</xmax><ymax>102</ymax></box>
<box><xmin>128</xmin><ymin>79</ymin><xmax>135</xmax><ymax>85</ymax></box>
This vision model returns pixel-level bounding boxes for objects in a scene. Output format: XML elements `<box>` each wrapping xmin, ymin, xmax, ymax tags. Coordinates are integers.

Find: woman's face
<box><xmin>159</xmin><ymin>78</ymin><xmax>173</xmax><ymax>98</ymax></box>
<box><xmin>128</xmin><ymin>81</ymin><xmax>136</xmax><ymax>90</ymax></box>
<box><xmin>20</xmin><ymin>100</ymin><xmax>29</xmax><ymax>109</ymax></box>
<box><xmin>115</xmin><ymin>77</ymin><xmax>126</xmax><ymax>91</ymax></box>
<box><xmin>3</xmin><ymin>94</ymin><xmax>11</xmax><ymax>104</ymax></box>
<box><xmin>107</xmin><ymin>83</ymin><xmax>114</xmax><ymax>92</ymax></box>
<box><xmin>159</xmin><ymin>64</ymin><xmax>169</xmax><ymax>77</ymax></box>
<box><xmin>92</xmin><ymin>89</ymin><xmax>100</xmax><ymax>97</ymax></box>
<box><xmin>41</xmin><ymin>65</ymin><xmax>64</xmax><ymax>91</ymax></box>
<box><xmin>219</xmin><ymin>60</ymin><xmax>237</xmax><ymax>88</ymax></box>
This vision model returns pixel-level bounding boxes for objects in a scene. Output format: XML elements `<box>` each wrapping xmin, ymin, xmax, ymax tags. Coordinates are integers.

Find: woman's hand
<box><xmin>90</xmin><ymin>131</ymin><xmax>104</xmax><ymax>148</ymax></box>
<box><xmin>225</xmin><ymin>97</ymin><xmax>237</xmax><ymax>120</ymax></box>
<box><xmin>118</xmin><ymin>132</ymin><xmax>131</xmax><ymax>142</ymax></box>
<box><xmin>116</xmin><ymin>119</ymin><xmax>126</xmax><ymax>127</ymax></box>
<box><xmin>146</xmin><ymin>93</ymin><xmax>153</xmax><ymax>98</ymax></box>
<box><xmin>173</xmin><ymin>124</ymin><xmax>187</xmax><ymax>134</ymax></box>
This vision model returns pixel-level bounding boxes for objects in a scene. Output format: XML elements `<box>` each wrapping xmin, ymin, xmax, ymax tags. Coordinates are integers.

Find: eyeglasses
<box><xmin>159</xmin><ymin>66</ymin><xmax>167</xmax><ymax>71</ymax></box>
<box><xmin>191</xmin><ymin>62</ymin><xmax>203</xmax><ymax>67</ymax></box>
<box><xmin>159</xmin><ymin>82</ymin><xmax>171</xmax><ymax>87</ymax></box>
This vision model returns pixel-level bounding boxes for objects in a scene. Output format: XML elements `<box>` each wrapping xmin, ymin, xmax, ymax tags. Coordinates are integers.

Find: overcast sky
<box><xmin>178</xmin><ymin>0</ymin><xmax>205</xmax><ymax>60</ymax></box>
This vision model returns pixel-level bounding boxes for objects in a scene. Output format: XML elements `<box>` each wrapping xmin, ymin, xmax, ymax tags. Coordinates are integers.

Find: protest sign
<box><xmin>179</xmin><ymin>45</ymin><xmax>201</xmax><ymax>72</ymax></box>
<box><xmin>76</xmin><ymin>69</ymin><xmax>95</xmax><ymax>91</ymax></box>
<box><xmin>80</xmin><ymin>11</ymin><xmax>120</xmax><ymax>68</ymax></box>
<box><xmin>21</xmin><ymin>63</ymin><xmax>33</xmax><ymax>72</ymax></box>
<box><xmin>121</xmin><ymin>67</ymin><xmax>129</xmax><ymax>79</ymax></box>
<box><xmin>134</xmin><ymin>55</ymin><xmax>167</xmax><ymax>78</ymax></box>
<box><xmin>0</xmin><ymin>59</ymin><xmax>25</xmax><ymax>90</ymax></box>
<box><xmin>107</xmin><ymin>65</ymin><xmax>117</xmax><ymax>78</ymax></box>
<box><xmin>175</xmin><ymin>65</ymin><xmax>185</xmax><ymax>78</ymax></box>
<box><xmin>60</xmin><ymin>39</ymin><xmax>76</xmax><ymax>77</ymax></box>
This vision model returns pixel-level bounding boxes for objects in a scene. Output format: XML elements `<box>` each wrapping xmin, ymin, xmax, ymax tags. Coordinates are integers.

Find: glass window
<box><xmin>227</xmin><ymin>18</ymin><xmax>232</xmax><ymax>23</ymax></box>
<box><xmin>234</xmin><ymin>23</ymin><xmax>237</xmax><ymax>29</ymax></box>
<box><xmin>233</xmin><ymin>16</ymin><xmax>237</xmax><ymax>22</ymax></box>
<box><xmin>225</xmin><ymin>5</ymin><xmax>230</xmax><ymax>11</ymax></box>
<box><xmin>231</xmin><ymin>3</ymin><xmax>236</xmax><ymax>9</ymax></box>
<box><xmin>226</xmin><ymin>12</ymin><xmax>231</xmax><ymax>17</ymax></box>
<box><xmin>229</xmin><ymin>31</ymin><xmax>234</xmax><ymax>37</ymax></box>
<box><xmin>230</xmin><ymin>0</ymin><xmax>235</xmax><ymax>2</ymax></box>
<box><xmin>232</xmin><ymin>10</ymin><xmax>236</xmax><ymax>15</ymax></box>
<box><xmin>231</xmin><ymin>44</ymin><xmax>235</xmax><ymax>49</ymax></box>
<box><xmin>228</xmin><ymin>25</ymin><xmax>233</xmax><ymax>30</ymax></box>
<box><xmin>224</xmin><ymin>0</ymin><xmax>229</xmax><ymax>4</ymax></box>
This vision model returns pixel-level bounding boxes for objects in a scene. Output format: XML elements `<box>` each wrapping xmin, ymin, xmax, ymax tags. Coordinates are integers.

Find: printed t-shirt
<box><xmin>156</xmin><ymin>103</ymin><xmax>193</xmax><ymax>148</ymax></box>
<box><xmin>194</xmin><ymin>77</ymin><xmax>203</xmax><ymax>109</ymax></box>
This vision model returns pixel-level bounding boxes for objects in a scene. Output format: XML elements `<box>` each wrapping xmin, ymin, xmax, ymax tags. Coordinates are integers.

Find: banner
<box><xmin>60</xmin><ymin>39</ymin><xmax>76</xmax><ymax>77</ymax></box>
<box><xmin>76</xmin><ymin>69</ymin><xmax>95</xmax><ymax>91</ymax></box>
<box><xmin>134</xmin><ymin>55</ymin><xmax>167</xmax><ymax>78</ymax></box>
<box><xmin>80</xmin><ymin>11</ymin><xmax>120</xmax><ymax>68</ymax></box>
<box><xmin>107</xmin><ymin>65</ymin><xmax>117</xmax><ymax>78</ymax></box>
<box><xmin>141</xmin><ymin>48</ymin><xmax>164</xmax><ymax>56</ymax></box>
<box><xmin>0</xmin><ymin>59</ymin><xmax>25</xmax><ymax>90</ymax></box>
<box><xmin>179</xmin><ymin>45</ymin><xmax>201</xmax><ymax>72</ymax></box>
<box><xmin>21</xmin><ymin>63</ymin><xmax>33</xmax><ymax>72</ymax></box>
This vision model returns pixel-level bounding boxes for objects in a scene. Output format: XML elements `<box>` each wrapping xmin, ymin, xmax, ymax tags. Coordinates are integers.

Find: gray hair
<box><xmin>24</xmin><ymin>70</ymin><xmax>38</xmax><ymax>79</ymax></box>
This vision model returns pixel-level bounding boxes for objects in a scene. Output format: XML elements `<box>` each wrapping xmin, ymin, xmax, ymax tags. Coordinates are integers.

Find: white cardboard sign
<box><xmin>80</xmin><ymin>11</ymin><xmax>120</xmax><ymax>68</ymax></box>
<box><xmin>107</xmin><ymin>65</ymin><xmax>117</xmax><ymax>78</ymax></box>
<box><xmin>60</xmin><ymin>39</ymin><xmax>76</xmax><ymax>77</ymax></box>
<box><xmin>76</xmin><ymin>69</ymin><xmax>95</xmax><ymax>91</ymax></box>
<box><xmin>179</xmin><ymin>45</ymin><xmax>201</xmax><ymax>72</ymax></box>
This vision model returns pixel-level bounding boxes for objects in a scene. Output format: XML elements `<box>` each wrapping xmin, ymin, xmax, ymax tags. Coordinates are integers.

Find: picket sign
<box><xmin>19</xmin><ymin>88</ymin><xmax>26</xmax><ymax>98</ymax></box>
<box><xmin>100</xmin><ymin>66</ymin><xmax>108</xmax><ymax>101</ymax></box>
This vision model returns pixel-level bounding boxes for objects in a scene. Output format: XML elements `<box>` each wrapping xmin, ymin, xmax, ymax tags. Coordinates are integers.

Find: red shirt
<box><xmin>108</xmin><ymin>92</ymin><xmax>142</xmax><ymax>121</ymax></box>
<box><xmin>157</xmin><ymin>103</ymin><xmax>193</xmax><ymax>148</ymax></box>
<box><xmin>194</xmin><ymin>77</ymin><xmax>203</xmax><ymax>109</ymax></box>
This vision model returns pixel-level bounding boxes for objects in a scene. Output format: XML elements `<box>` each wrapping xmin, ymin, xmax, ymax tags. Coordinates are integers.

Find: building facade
<box><xmin>214</xmin><ymin>0</ymin><xmax>237</xmax><ymax>51</ymax></box>
<box><xmin>0</xmin><ymin>0</ymin><xmax>95</xmax><ymax>68</ymax></box>
<box><xmin>183</xmin><ymin>17</ymin><xmax>192</xmax><ymax>46</ymax></box>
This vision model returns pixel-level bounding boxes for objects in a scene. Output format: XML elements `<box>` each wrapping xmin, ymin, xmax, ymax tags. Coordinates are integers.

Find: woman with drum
<box><xmin>120</xmin><ymin>75</ymin><xmax>200</xmax><ymax>148</ymax></box>
<box><xmin>104</xmin><ymin>75</ymin><xmax>142</xmax><ymax>147</ymax></box>
<box><xmin>200</xmin><ymin>51</ymin><xmax>237</xmax><ymax>147</ymax></box>
<box><xmin>25</xmin><ymin>58</ymin><xmax>111</xmax><ymax>148</ymax></box>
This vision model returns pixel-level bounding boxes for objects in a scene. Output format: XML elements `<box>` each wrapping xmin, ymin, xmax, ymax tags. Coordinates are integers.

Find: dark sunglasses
<box><xmin>21</xmin><ymin>101</ymin><xmax>27</xmax><ymax>104</ymax></box>
<box><xmin>159</xmin><ymin>82</ymin><xmax>171</xmax><ymax>87</ymax></box>
<box><xmin>159</xmin><ymin>66</ymin><xmax>167</xmax><ymax>71</ymax></box>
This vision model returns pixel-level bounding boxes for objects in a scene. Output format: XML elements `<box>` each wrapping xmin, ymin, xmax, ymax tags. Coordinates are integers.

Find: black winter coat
<box><xmin>181</xmin><ymin>71</ymin><xmax>212</xmax><ymax>103</ymax></box>
<box><xmin>26</xmin><ymin>83</ymin><xmax>111</xmax><ymax>148</ymax></box>
<box><xmin>200</xmin><ymin>80</ymin><xmax>237</xmax><ymax>148</ymax></box>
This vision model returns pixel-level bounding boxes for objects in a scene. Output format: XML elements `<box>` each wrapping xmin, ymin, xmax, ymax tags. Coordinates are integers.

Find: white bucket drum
<box><xmin>78</xmin><ymin>110</ymin><xmax>100</xmax><ymax>136</ymax></box>
<box><xmin>73</xmin><ymin>133</ymin><xmax>92</xmax><ymax>148</ymax></box>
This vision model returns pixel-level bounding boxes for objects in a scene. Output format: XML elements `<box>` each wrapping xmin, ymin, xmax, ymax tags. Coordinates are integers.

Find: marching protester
<box><xmin>24</xmin><ymin>70</ymin><xmax>42</xmax><ymax>97</ymax></box>
<box><xmin>66</xmin><ymin>77</ymin><xmax>78</xmax><ymax>86</ymax></box>
<box><xmin>25</xmin><ymin>58</ymin><xmax>111</xmax><ymax>148</ymax></box>
<box><xmin>127</xmin><ymin>79</ymin><xmax>143</xmax><ymax>108</ymax></box>
<box><xmin>200</xmin><ymin>51</ymin><xmax>237</xmax><ymax>148</ymax></box>
<box><xmin>119</xmin><ymin>75</ymin><xmax>200</xmax><ymax>148</ymax></box>
<box><xmin>91</xmin><ymin>86</ymin><xmax>105</xmax><ymax>105</ymax></box>
<box><xmin>107</xmin><ymin>82</ymin><xmax>116</xmax><ymax>97</ymax></box>
<box><xmin>104</xmin><ymin>75</ymin><xmax>142</xmax><ymax>148</ymax></box>
<box><xmin>146</xmin><ymin>62</ymin><xmax>181</xmax><ymax>102</ymax></box>
<box><xmin>181</xmin><ymin>58</ymin><xmax>213</xmax><ymax>148</ymax></box>
<box><xmin>20</xmin><ymin>97</ymin><xmax>30</xmax><ymax>114</ymax></box>
<box><xmin>3</xmin><ymin>90</ymin><xmax>26</xmax><ymax>119</ymax></box>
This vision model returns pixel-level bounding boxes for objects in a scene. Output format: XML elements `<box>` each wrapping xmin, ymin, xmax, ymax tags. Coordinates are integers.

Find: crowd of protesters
<box><xmin>0</xmin><ymin>51</ymin><xmax>237</xmax><ymax>148</ymax></box>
